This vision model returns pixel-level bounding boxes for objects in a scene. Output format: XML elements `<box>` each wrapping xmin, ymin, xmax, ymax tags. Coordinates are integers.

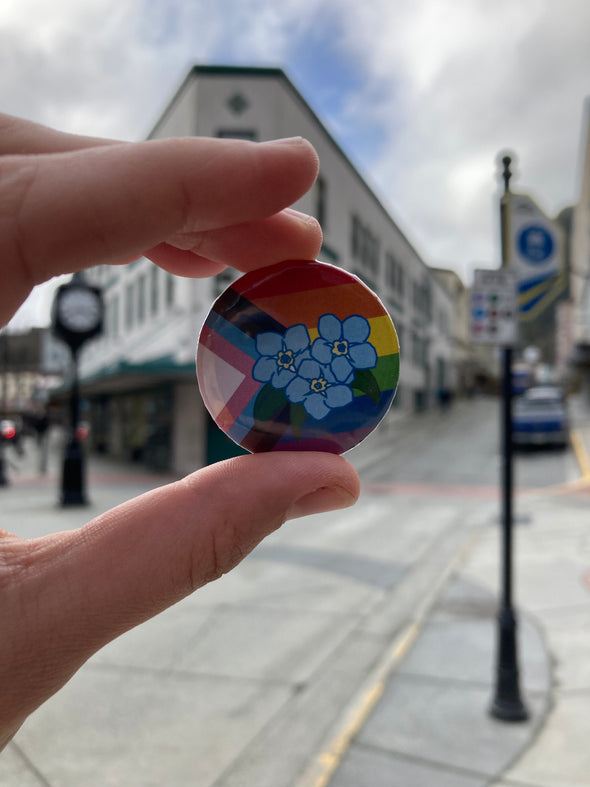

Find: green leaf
<box><xmin>290</xmin><ymin>403</ymin><xmax>308</xmax><ymax>439</ymax></box>
<box><xmin>254</xmin><ymin>383</ymin><xmax>289</xmax><ymax>422</ymax></box>
<box><xmin>351</xmin><ymin>369</ymin><xmax>381</xmax><ymax>405</ymax></box>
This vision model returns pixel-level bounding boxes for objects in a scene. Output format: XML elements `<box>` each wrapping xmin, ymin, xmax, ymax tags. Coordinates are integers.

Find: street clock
<box><xmin>52</xmin><ymin>274</ymin><xmax>104</xmax><ymax>351</ymax></box>
<box><xmin>51</xmin><ymin>272</ymin><xmax>104</xmax><ymax>506</ymax></box>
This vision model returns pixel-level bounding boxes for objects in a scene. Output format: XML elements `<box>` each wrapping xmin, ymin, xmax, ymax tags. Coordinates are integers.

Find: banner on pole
<box><xmin>507</xmin><ymin>193</ymin><xmax>565</xmax><ymax>321</ymax></box>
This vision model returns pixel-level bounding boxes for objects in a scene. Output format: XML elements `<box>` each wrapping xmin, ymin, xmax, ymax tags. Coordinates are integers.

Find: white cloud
<box><xmin>333</xmin><ymin>0</ymin><xmax>590</xmax><ymax>277</ymax></box>
<box><xmin>2</xmin><ymin>0</ymin><xmax>590</xmax><ymax>327</ymax></box>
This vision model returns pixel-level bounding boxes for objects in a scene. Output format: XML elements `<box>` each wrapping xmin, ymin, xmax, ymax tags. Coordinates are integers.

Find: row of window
<box><xmin>411</xmin><ymin>331</ymin><xmax>429</xmax><ymax>367</ymax></box>
<box><xmin>412</xmin><ymin>279</ymin><xmax>432</xmax><ymax>320</ymax></box>
<box><xmin>102</xmin><ymin>266</ymin><xmax>176</xmax><ymax>339</ymax></box>
<box><xmin>351</xmin><ymin>214</ymin><xmax>380</xmax><ymax>279</ymax></box>
<box><xmin>385</xmin><ymin>252</ymin><xmax>405</xmax><ymax>298</ymax></box>
<box><xmin>386</xmin><ymin>321</ymin><xmax>431</xmax><ymax>369</ymax></box>
<box><xmin>350</xmin><ymin>215</ymin><xmax>426</xmax><ymax>310</ymax></box>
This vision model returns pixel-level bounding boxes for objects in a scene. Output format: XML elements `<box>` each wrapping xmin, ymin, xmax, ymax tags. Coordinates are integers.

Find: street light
<box><xmin>489</xmin><ymin>154</ymin><xmax>529</xmax><ymax>722</ymax></box>
<box><xmin>51</xmin><ymin>273</ymin><xmax>103</xmax><ymax>506</ymax></box>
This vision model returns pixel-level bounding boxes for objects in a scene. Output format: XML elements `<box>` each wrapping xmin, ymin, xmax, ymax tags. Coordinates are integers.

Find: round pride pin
<box><xmin>197</xmin><ymin>259</ymin><xmax>400</xmax><ymax>454</ymax></box>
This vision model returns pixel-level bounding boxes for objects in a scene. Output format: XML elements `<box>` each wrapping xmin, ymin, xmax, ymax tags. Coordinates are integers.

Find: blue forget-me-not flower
<box><xmin>252</xmin><ymin>324</ymin><xmax>310</xmax><ymax>389</ymax></box>
<box><xmin>285</xmin><ymin>359</ymin><xmax>353</xmax><ymax>420</ymax></box>
<box><xmin>311</xmin><ymin>314</ymin><xmax>377</xmax><ymax>382</ymax></box>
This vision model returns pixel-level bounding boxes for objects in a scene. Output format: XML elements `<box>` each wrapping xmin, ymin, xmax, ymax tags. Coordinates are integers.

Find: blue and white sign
<box><xmin>508</xmin><ymin>193</ymin><xmax>563</xmax><ymax>316</ymax></box>
<box><xmin>517</xmin><ymin>225</ymin><xmax>554</xmax><ymax>264</ymax></box>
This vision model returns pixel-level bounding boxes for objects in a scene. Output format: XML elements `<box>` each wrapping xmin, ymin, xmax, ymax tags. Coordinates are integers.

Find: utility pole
<box><xmin>489</xmin><ymin>154</ymin><xmax>529</xmax><ymax>722</ymax></box>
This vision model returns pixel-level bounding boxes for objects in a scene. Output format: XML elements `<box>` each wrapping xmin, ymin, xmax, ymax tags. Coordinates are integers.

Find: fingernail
<box><xmin>283</xmin><ymin>207</ymin><xmax>320</xmax><ymax>226</ymax></box>
<box><xmin>287</xmin><ymin>486</ymin><xmax>358</xmax><ymax>520</ymax></box>
<box><xmin>264</xmin><ymin>136</ymin><xmax>305</xmax><ymax>147</ymax></box>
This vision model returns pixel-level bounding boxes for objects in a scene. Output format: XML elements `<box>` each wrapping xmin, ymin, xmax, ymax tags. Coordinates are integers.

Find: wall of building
<box><xmin>78</xmin><ymin>65</ymin><xmax>460</xmax><ymax>474</ymax></box>
<box><xmin>178</xmin><ymin>68</ymin><xmax>456</xmax><ymax>410</ymax></box>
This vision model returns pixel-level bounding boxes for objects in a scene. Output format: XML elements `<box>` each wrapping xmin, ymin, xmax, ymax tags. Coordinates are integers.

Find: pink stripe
<box><xmin>200</xmin><ymin>324</ymin><xmax>254</xmax><ymax>377</ymax></box>
<box><xmin>226</xmin><ymin>375</ymin><xmax>262</xmax><ymax>420</ymax></box>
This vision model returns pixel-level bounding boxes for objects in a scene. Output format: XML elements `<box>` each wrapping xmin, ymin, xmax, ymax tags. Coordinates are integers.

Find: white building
<box><xmin>80</xmin><ymin>65</ymin><xmax>456</xmax><ymax>474</ymax></box>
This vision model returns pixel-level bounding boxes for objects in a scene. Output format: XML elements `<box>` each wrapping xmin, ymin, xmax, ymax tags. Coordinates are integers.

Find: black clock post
<box><xmin>51</xmin><ymin>273</ymin><xmax>104</xmax><ymax>506</ymax></box>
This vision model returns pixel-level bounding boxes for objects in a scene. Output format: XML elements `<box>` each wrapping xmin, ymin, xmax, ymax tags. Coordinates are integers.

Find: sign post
<box><xmin>489</xmin><ymin>155</ymin><xmax>529</xmax><ymax>722</ymax></box>
<box><xmin>470</xmin><ymin>268</ymin><xmax>517</xmax><ymax>346</ymax></box>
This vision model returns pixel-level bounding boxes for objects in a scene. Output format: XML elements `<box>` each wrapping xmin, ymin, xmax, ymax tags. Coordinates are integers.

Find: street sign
<box><xmin>470</xmin><ymin>268</ymin><xmax>518</xmax><ymax>345</ymax></box>
<box><xmin>507</xmin><ymin>193</ymin><xmax>564</xmax><ymax>319</ymax></box>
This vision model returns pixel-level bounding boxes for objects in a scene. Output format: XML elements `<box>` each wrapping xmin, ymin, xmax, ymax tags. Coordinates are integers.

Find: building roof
<box><xmin>148</xmin><ymin>64</ymin><xmax>433</xmax><ymax>277</ymax></box>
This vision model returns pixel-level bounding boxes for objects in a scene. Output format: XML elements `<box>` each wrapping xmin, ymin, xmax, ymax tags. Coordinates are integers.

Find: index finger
<box><xmin>0</xmin><ymin>135</ymin><xmax>320</xmax><ymax>322</ymax></box>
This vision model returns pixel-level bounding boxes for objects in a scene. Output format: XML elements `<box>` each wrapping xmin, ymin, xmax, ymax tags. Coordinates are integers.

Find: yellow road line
<box><xmin>570</xmin><ymin>429</ymin><xmax>590</xmax><ymax>481</ymax></box>
<box><xmin>310</xmin><ymin>624</ymin><xmax>419</xmax><ymax>787</ymax></box>
<box><xmin>299</xmin><ymin>532</ymin><xmax>481</xmax><ymax>787</ymax></box>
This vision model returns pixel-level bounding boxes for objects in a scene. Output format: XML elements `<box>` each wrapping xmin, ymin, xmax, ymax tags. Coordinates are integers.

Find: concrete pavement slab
<box><xmin>498</xmin><ymin>692</ymin><xmax>590</xmax><ymax>787</ymax></box>
<box><xmin>354</xmin><ymin>675</ymin><xmax>547</xmax><ymax>779</ymax></box>
<box><xmin>173</xmin><ymin>603</ymin><xmax>360</xmax><ymax>684</ymax></box>
<box><xmin>9</xmin><ymin>664</ymin><xmax>291</xmax><ymax>787</ymax></box>
<box><xmin>212</xmin><ymin>634</ymin><xmax>390</xmax><ymax>787</ymax></box>
<box><xmin>0</xmin><ymin>745</ymin><xmax>48</xmax><ymax>787</ymax></box>
<box><xmin>333</xmin><ymin>745</ymin><xmax>486</xmax><ymax>787</ymax></box>
<box><xmin>535</xmin><ymin>607</ymin><xmax>590</xmax><ymax>692</ymax></box>
<box><xmin>516</xmin><ymin>554</ymin><xmax>590</xmax><ymax>613</ymax></box>
<box><xmin>90</xmin><ymin>604</ymin><xmax>215</xmax><ymax>672</ymax></box>
<box><xmin>175</xmin><ymin>554</ymin><xmax>381</xmax><ymax>617</ymax></box>
<box><xmin>397</xmin><ymin>616</ymin><xmax>550</xmax><ymax>693</ymax></box>
<box><xmin>253</xmin><ymin>542</ymin><xmax>406</xmax><ymax>590</ymax></box>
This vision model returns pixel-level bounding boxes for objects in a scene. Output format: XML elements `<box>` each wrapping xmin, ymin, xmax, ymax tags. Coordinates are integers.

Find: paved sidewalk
<box><xmin>1</xmin><ymin>404</ymin><xmax>589</xmax><ymax>787</ymax></box>
<box><xmin>300</xmin><ymin>404</ymin><xmax>590</xmax><ymax>787</ymax></box>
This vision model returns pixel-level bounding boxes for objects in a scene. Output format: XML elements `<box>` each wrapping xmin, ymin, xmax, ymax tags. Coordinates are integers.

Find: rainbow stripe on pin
<box><xmin>197</xmin><ymin>260</ymin><xmax>399</xmax><ymax>454</ymax></box>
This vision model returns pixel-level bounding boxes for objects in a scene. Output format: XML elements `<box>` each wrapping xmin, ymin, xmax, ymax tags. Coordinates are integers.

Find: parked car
<box><xmin>512</xmin><ymin>393</ymin><xmax>569</xmax><ymax>449</ymax></box>
<box><xmin>523</xmin><ymin>385</ymin><xmax>565</xmax><ymax>403</ymax></box>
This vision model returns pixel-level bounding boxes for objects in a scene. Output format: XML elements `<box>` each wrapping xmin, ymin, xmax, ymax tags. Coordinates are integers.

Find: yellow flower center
<box><xmin>310</xmin><ymin>378</ymin><xmax>328</xmax><ymax>393</ymax></box>
<box><xmin>277</xmin><ymin>349</ymin><xmax>294</xmax><ymax>369</ymax></box>
<box><xmin>332</xmin><ymin>340</ymin><xmax>349</xmax><ymax>356</ymax></box>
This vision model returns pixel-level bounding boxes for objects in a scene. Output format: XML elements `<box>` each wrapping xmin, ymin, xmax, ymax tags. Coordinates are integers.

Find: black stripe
<box><xmin>212</xmin><ymin>289</ymin><xmax>286</xmax><ymax>338</ymax></box>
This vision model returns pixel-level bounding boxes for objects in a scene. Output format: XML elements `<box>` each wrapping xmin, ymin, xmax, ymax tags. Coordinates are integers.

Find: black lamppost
<box><xmin>51</xmin><ymin>273</ymin><xmax>103</xmax><ymax>506</ymax></box>
<box><xmin>489</xmin><ymin>155</ymin><xmax>529</xmax><ymax>722</ymax></box>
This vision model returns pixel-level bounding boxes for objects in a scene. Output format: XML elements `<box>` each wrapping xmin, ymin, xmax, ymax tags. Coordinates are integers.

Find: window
<box><xmin>105</xmin><ymin>299</ymin><xmax>112</xmax><ymax>339</ymax></box>
<box><xmin>137</xmin><ymin>275</ymin><xmax>146</xmax><ymax>325</ymax></box>
<box><xmin>411</xmin><ymin>331</ymin><xmax>428</xmax><ymax>367</ymax></box>
<box><xmin>166</xmin><ymin>273</ymin><xmax>175</xmax><ymax>309</ymax></box>
<box><xmin>315</xmin><ymin>175</ymin><xmax>327</xmax><ymax>230</ymax></box>
<box><xmin>385</xmin><ymin>252</ymin><xmax>404</xmax><ymax>297</ymax></box>
<box><xmin>413</xmin><ymin>278</ymin><xmax>432</xmax><ymax>319</ymax></box>
<box><xmin>350</xmin><ymin>214</ymin><xmax>380</xmax><ymax>287</ymax></box>
<box><xmin>150</xmin><ymin>266</ymin><xmax>159</xmax><ymax>316</ymax></box>
<box><xmin>112</xmin><ymin>294</ymin><xmax>119</xmax><ymax>338</ymax></box>
<box><xmin>125</xmin><ymin>284</ymin><xmax>134</xmax><ymax>330</ymax></box>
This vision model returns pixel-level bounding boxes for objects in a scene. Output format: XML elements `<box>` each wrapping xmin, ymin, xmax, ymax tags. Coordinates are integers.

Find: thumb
<box><xmin>2</xmin><ymin>452</ymin><xmax>359</xmax><ymax>738</ymax></box>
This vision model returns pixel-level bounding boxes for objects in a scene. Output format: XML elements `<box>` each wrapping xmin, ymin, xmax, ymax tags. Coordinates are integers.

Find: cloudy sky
<box><xmin>2</xmin><ymin>0</ymin><xmax>590</xmax><ymax>328</ymax></box>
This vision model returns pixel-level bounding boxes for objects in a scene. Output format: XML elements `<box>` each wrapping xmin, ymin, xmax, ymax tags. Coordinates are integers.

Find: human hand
<box><xmin>0</xmin><ymin>115</ymin><xmax>360</xmax><ymax>747</ymax></box>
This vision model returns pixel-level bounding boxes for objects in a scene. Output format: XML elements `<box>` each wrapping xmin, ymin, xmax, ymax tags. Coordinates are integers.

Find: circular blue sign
<box><xmin>517</xmin><ymin>224</ymin><xmax>554</xmax><ymax>264</ymax></box>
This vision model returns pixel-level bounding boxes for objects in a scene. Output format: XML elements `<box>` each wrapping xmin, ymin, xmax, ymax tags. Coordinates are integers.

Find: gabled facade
<box><xmin>80</xmin><ymin>66</ymin><xmax>457</xmax><ymax>473</ymax></box>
